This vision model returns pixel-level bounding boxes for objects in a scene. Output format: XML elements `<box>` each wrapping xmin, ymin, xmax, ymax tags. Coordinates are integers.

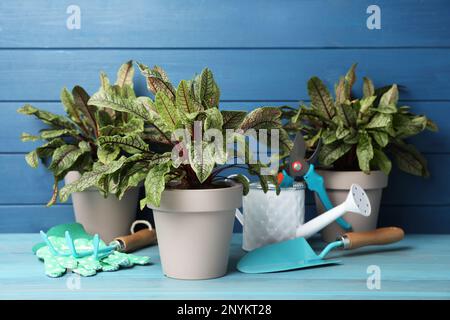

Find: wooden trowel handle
<box><xmin>342</xmin><ymin>227</ymin><xmax>404</xmax><ymax>250</ymax></box>
<box><xmin>114</xmin><ymin>228</ymin><xmax>157</xmax><ymax>253</ymax></box>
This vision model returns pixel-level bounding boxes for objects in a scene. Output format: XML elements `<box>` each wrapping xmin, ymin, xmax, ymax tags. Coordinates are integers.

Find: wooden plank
<box><xmin>1</xmin><ymin>153</ymin><xmax>447</xmax><ymax>206</ymax></box>
<box><xmin>0</xmin><ymin>202</ymin><xmax>449</xmax><ymax>234</ymax></box>
<box><xmin>0</xmin><ymin>0</ymin><xmax>449</xmax><ymax>48</ymax></box>
<box><xmin>0</xmin><ymin>49</ymin><xmax>450</xmax><ymax>101</ymax></box>
<box><xmin>0</xmin><ymin>234</ymin><xmax>449</xmax><ymax>299</ymax></box>
<box><xmin>0</xmin><ymin>205</ymin><xmax>74</xmax><ymax>233</ymax></box>
<box><xmin>2</xmin><ymin>101</ymin><xmax>448</xmax><ymax>153</ymax></box>
<box><xmin>0</xmin><ymin>204</ymin><xmax>155</xmax><ymax>233</ymax></box>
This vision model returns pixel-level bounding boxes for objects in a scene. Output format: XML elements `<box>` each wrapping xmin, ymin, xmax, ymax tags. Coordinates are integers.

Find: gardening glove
<box><xmin>35</xmin><ymin>234</ymin><xmax>150</xmax><ymax>277</ymax></box>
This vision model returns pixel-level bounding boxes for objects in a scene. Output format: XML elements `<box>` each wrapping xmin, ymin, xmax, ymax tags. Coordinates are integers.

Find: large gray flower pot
<box><xmin>65</xmin><ymin>171</ymin><xmax>139</xmax><ymax>243</ymax></box>
<box><xmin>149</xmin><ymin>182</ymin><xmax>243</xmax><ymax>280</ymax></box>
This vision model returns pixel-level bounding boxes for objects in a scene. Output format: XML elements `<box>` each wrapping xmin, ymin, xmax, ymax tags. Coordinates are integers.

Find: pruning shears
<box><xmin>278</xmin><ymin>133</ymin><xmax>352</xmax><ymax>231</ymax></box>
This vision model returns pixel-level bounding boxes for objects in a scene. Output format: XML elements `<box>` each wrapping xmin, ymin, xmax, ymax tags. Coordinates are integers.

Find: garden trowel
<box><xmin>237</xmin><ymin>227</ymin><xmax>404</xmax><ymax>273</ymax></box>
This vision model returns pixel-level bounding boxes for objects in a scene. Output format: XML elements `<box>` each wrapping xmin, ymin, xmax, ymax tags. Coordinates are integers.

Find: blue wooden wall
<box><xmin>0</xmin><ymin>0</ymin><xmax>449</xmax><ymax>233</ymax></box>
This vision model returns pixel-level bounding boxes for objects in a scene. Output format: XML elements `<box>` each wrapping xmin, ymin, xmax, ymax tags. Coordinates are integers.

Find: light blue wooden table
<box><xmin>0</xmin><ymin>234</ymin><xmax>449</xmax><ymax>300</ymax></box>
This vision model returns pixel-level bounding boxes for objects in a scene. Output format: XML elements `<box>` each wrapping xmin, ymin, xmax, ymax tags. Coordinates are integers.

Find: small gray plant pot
<box><xmin>149</xmin><ymin>182</ymin><xmax>243</xmax><ymax>280</ymax></box>
<box><xmin>315</xmin><ymin>170</ymin><xmax>388</xmax><ymax>243</ymax></box>
<box><xmin>64</xmin><ymin>171</ymin><xmax>139</xmax><ymax>243</ymax></box>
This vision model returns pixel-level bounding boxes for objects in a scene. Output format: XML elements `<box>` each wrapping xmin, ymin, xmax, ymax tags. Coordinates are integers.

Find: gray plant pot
<box><xmin>315</xmin><ymin>170</ymin><xmax>388</xmax><ymax>243</ymax></box>
<box><xmin>64</xmin><ymin>171</ymin><xmax>139</xmax><ymax>243</ymax></box>
<box><xmin>149</xmin><ymin>182</ymin><xmax>243</xmax><ymax>280</ymax></box>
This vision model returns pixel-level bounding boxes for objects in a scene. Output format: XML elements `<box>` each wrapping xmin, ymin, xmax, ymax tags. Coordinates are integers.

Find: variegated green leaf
<box><xmin>393</xmin><ymin>114</ymin><xmax>428</xmax><ymax>139</ymax></box>
<box><xmin>61</xmin><ymin>87</ymin><xmax>87</xmax><ymax>128</ymax></box>
<box><xmin>89</xmin><ymin>86</ymin><xmax>152</xmax><ymax>121</ymax></box>
<box><xmin>363</xmin><ymin>77</ymin><xmax>375</xmax><ymax>98</ymax></box>
<box><xmin>17</xmin><ymin>104</ymin><xmax>76</xmax><ymax>130</ymax></box>
<box><xmin>194</xmin><ymin>68</ymin><xmax>219</xmax><ymax>109</ymax></box>
<box><xmin>343</xmin><ymin>130</ymin><xmax>359</xmax><ymax>144</ymax></box>
<box><xmin>154</xmin><ymin>91</ymin><xmax>180</xmax><ymax>131</ymax></box>
<box><xmin>221</xmin><ymin>110</ymin><xmax>247</xmax><ymax>129</ymax></box>
<box><xmin>366</xmin><ymin>113</ymin><xmax>392</xmax><ymax>129</ymax></box>
<box><xmin>98</xmin><ymin>134</ymin><xmax>150</xmax><ymax>154</ymax></box>
<box><xmin>336</xmin><ymin>126</ymin><xmax>351</xmax><ymax>139</ymax></box>
<box><xmin>307</xmin><ymin>77</ymin><xmax>335</xmax><ymax>120</ymax></box>
<box><xmin>176</xmin><ymin>80</ymin><xmax>200</xmax><ymax>114</ymax></box>
<box><xmin>25</xmin><ymin>150</ymin><xmax>39</xmax><ymax>168</ymax></box>
<box><xmin>359</xmin><ymin>96</ymin><xmax>376</xmax><ymax>114</ymax></box>
<box><xmin>137</xmin><ymin>62</ymin><xmax>176</xmax><ymax>100</ymax></box>
<box><xmin>389</xmin><ymin>141</ymin><xmax>429</xmax><ymax>177</ymax></box>
<box><xmin>203</xmin><ymin>107</ymin><xmax>223</xmax><ymax>130</ymax></box>
<box><xmin>335</xmin><ymin>103</ymin><xmax>357</xmax><ymax>127</ymax></box>
<box><xmin>319</xmin><ymin>142</ymin><xmax>352</xmax><ymax>166</ymax></box>
<box><xmin>322</xmin><ymin>129</ymin><xmax>337</xmax><ymax>144</ymax></box>
<box><xmin>21</xmin><ymin>132</ymin><xmax>40</xmax><ymax>142</ymax></box>
<box><xmin>356</xmin><ymin>132</ymin><xmax>374</xmax><ymax>173</ymax></box>
<box><xmin>344</xmin><ymin>63</ymin><xmax>357</xmax><ymax>97</ymax></box>
<box><xmin>99</xmin><ymin>72</ymin><xmax>110</xmax><ymax>91</ymax></box>
<box><xmin>97</xmin><ymin>145</ymin><xmax>120</xmax><ymax>164</ymax></box>
<box><xmin>115</xmin><ymin>161</ymin><xmax>148</xmax><ymax>199</ymax></box>
<box><xmin>239</xmin><ymin>107</ymin><xmax>281</xmax><ymax>131</ymax></box>
<box><xmin>40</xmin><ymin>129</ymin><xmax>79</xmax><ymax>139</ymax></box>
<box><xmin>335</xmin><ymin>76</ymin><xmax>350</xmax><ymax>105</ymax></box>
<box><xmin>140</xmin><ymin>160</ymin><xmax>172</xmax><ymax>208</ymax></box>
<box><xmin>72</xmin><ymin>86</ymin><xmax>98</xmax><ymax>136</ymax></box>
<box><xmin>370</xmin><ymin>130</ymin><xmax>389</xmax><ymax>147</ymax></box>
<box><xmin>376</xmin><ymin>103</ymin><xmax>397</xmax><ymax>114</ymax></box>
<box><xmin>372</xmin><ymin>148</ymin><xmax>392</xmax><ymax>175</ymax></box>
<box><xmin>49</xmin><ymin>142</ymin><xmax>90</xmax><ymax>177</ymax></box>
<box><xmin>379</xmin><ymin>84</ymin><xmax>399</xmax><ymax>107</ymax></box>
<box><xmin>188</xmin><ymin>142</ymin><xmax>216</xmax><ymax>183</ymax></box>
<box><xmin>115</xmin><ymin>60</ymin><xmax>134</xmax><ymax>88</ymax></box>
<box><xmin>24</xmin><ymin>139</ymin><xmax>66</xmax><ymax>168</ymax></box>
<box><xmin>59</xmin><ymin>156</ymin><xmax>128</xmax><ymax>202</ymax></box>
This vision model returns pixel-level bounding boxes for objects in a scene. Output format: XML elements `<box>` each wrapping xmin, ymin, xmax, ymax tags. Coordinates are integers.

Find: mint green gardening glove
<box><xmin>34</xmin><ymin>224</ymin><xmax>151</xmax><ymax>278</ymax></box>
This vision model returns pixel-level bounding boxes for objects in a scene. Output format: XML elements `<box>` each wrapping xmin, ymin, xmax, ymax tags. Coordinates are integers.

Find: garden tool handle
<box><xmin>304</xmin><ymin>165</ymin><xmax>352</xmax><ymax>231</ymax></box>
<box><xmin>341</xmin><ymin>227</ymin><xmax>404</xmax><ymax>250</ymax></box>
<box><xmin>114</xmin><ymin>228</ymin><xmax>157</xmax><ymax>253</ymax></box>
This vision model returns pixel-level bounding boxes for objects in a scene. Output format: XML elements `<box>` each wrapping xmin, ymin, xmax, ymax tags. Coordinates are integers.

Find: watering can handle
<box><xmin>235</xmin><ymin>209</ymin><xmax>244</xmax><ymax>226</ymax></box>
<box><xmin>304</xmin><ymin>165</ymin><xmax>352</xmax><ymax>231</ymax></box>
<box><xmin>341</xmin><ymin>227</ymin><xmax>405</xmax><ymax>250</ymax></box>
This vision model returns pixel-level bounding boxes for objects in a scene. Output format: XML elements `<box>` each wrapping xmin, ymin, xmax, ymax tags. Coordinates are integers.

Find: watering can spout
<box><xmin>295</xmin><ymin>184</ymin><xmax>371</xmax><ymax>239</ymax></box>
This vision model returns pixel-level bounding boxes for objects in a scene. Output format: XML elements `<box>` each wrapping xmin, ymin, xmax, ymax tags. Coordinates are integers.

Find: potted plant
<box><xmin>80</xmin><ymin>64</ymin><xmax>284</xmax><ymax>279</ymax></box>
<box><xmin>283</xmin><ymin>64</ymin><xmax>438</xmax><ymax>242</ymax></box>
<box><xmin>18</xmin><ymin>61</ymin><xmax>145</xmax><ymax>242</ymax></box>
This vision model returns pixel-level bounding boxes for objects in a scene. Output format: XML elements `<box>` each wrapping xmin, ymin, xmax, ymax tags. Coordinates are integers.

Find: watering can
<box><xmin>235</xmin><ymin>181</ymin><xmax>368</xmax><ymax>251</ymax></box>
<box><xmin>234</xmin><ymin>134</ymin><xmax>363</xmax><ymax>251</ymax></box>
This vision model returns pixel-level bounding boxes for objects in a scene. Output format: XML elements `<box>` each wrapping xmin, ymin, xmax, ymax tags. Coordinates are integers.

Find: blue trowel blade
<box><xmin>237</xmin><ymin>237</ymin><xmax>340</xmax><ymax>274</ymax></box>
